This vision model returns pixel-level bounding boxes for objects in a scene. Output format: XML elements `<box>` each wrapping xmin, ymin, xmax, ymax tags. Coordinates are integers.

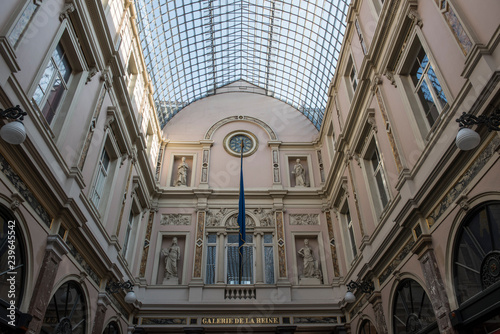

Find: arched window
<box><xmin>41</xmin><ymin>281</ymin><xmax>87</xmax><ymax>334</ymax></box>
<box><xmin>392</xmin><ymin>279</ymin><xmax>438</xmax><ymax>334</ymax></box>
<box><xmin>103</xmin><ymin>321</ymin><xmax>120</xmax><ymax>334</ymax></box>
<box><xmin>451</xmin><ymin>201</ymin><xmax>500</xmax><ymax>332</ymax></box>
<box><xmin>453</xmin><ymin>202</ymin><xmax>500</xmax><ymax>304</ymax></box>
<box><xmin>359</xmin><ymin>319</ymin><xmax>378</xmax><ymax>334</ymax></box>
<box><xmin>0</xmin><ymin>206</ymin><xmax>26</xmax><ymax>306</ymax></box>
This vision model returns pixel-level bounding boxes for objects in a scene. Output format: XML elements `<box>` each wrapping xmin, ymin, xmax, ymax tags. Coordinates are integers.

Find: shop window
<box><xmin>392</xmin><ymin>279</ymin><xmax>438</xmax><ymax>334</ymax></box>
<box><xmin>453</xmin><ymin>202</ymin><xmax>500</xmax><ymax>304</ymax></box>
<box><xmin>41</xmin><ymin>281</ymin><xmax>86</xmax><ymax>334</ymax></box>
<box><xmin>359</xmin><ymin>319</ymin><xmax>378</xmax><ymax>334</ymax></box>
<box><xmin>102</xmin><ymin>321</ymin><xmax>120</xmax><ymax>334</ymax></box>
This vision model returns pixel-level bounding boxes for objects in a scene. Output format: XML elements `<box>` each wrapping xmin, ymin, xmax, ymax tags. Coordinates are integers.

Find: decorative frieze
<box><xmin>378</xmin><ymin>237</ymin><xmax>416</xmax><ymax>285</ymax></box>
<box><xmin>0</xmin><ymin>153</ymin><xmax>51</xmax><ymax>227</ymax></box>
<box><xmin>293</xmin><ymin>316</ymin><xmax>338</xmax><ymax>324</ymax></box>
<box><xmin>66</xmin><ymin>240</ymin><xmax>101</xmax><ymax>286</ymax></box>
<box><xmin>160</xmin><ymin>214</ymin><xmax>191</xmax><ymax>225</ymax></box>
<box><xmin>289</xmin><ymin>214</ymin><xmax>319</xmax><ymax>225</ymax></box>
<box><xmin>426</xmin><ymin>137</ymin><xmax>500</xmax><ymax>228</ymax></box>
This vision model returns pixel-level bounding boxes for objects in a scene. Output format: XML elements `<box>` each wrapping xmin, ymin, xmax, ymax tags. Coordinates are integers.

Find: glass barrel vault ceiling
<box><xmin>135</xmin><ymin>0</ymin><xmax>350</xmax><ymax>130</ymax></box>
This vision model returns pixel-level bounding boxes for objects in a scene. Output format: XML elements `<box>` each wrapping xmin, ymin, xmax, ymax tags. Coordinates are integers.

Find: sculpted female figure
<box><xmin>176</xmin><ymin>157</ymin><xmax>188</xmax><ymax>186</ymax></box>
<box><xmin>298</xmin><ymin>239</ymin><xmax>315</xmax><ymax>278</ymax></box>
<box><xmin>162</xmin><ymin>237</ymin><xmax>181</xmax><ymax>280</ymax></box>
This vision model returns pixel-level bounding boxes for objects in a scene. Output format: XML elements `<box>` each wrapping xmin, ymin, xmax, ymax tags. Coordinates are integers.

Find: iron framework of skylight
<box><xmin>135</xmin><ymin>0</ymin><xmax>349</xmax><ymax>130</ymax></box>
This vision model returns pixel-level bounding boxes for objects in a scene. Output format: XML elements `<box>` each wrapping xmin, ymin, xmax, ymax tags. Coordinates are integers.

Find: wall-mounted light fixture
<box><xmin>344</xmin><ymin>279</ymin><xmax>375</xmax><ymax>303</ymax></box>
<box><xmin>106</xmin><ymin>279</ymin><xmax>137</xmax><ymax>304</ymax></box>
<box><xmin>455</xmin><ymin>108</ymin><xmax>500</xmax><ymax>150</ymax></box>
<box><xmin>0</xmin><ymin>106</ymin><xmax>27</xmax><ymax>145</ymax></box>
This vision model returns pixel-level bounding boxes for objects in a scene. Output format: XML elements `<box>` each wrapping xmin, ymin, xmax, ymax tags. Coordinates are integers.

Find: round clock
<box><xmin>224</xmin><ymin>131</ymin><xmax>258</xmax><ymax>157</ymax></box>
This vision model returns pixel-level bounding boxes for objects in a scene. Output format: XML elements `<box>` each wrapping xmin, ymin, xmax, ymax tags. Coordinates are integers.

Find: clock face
<box><xmin>224</xmin><ymin>131</ymin><xmax>258</xmax><ymax>157</ymax></box>
<box><xmin>229</xmin><ymin>134</ymin><xmax>253</xmax><ymax>153</ymax></box>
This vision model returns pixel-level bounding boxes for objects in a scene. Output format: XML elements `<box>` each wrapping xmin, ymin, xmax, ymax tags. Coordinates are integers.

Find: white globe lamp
<box><xmin>124</xmin><ymin>291</ymin><xmax>137</xmax><ymax>304</ymax></box>
<box><xmin>455</xmin><ymin>127</ymin><xmax>480</xmax><ymax>151</ymax></box>
<box><xmin>344</xmin><ymin>291</ymin><xmax>356</xmax><ymax>303</ymax></box>
<box><xmin>0</xmin><ymin>121</ymin><xmax>26</xmax><ymax>145</ymax></box>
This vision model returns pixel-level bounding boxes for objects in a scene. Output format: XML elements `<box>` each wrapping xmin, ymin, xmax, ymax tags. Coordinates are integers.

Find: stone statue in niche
<box><xmin>298</xmin><ymin>239</ymin><xmax>322</xmax><ymax>284</ymax></box>
<box><xmin>162</xmin><ymin>237</ymin><xmax>181</xmax><ymax>284</ymax></box>
<box><xmin>176</xmin><ymin>157</ymin><xmax>188</xmax><ymax>186</ymax></box>
<box><xmin>292</xmin><ymin>159</ymin><xmax>307</xmax><ymax>187</ymax></box>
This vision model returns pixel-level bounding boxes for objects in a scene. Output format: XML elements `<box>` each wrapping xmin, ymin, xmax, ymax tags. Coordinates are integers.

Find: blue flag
<box><xmin>237</xmin><ymin>146</ymin><xmax>245</xmax><ymax>284</ymax></box>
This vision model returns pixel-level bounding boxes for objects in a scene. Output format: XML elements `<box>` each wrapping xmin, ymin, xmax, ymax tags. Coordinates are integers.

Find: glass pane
<box><xmin>227</xmin><ymin>245</ymin><xmax>253</xmax><ymax>284</ymax></box>
<box><xmin>410</xmin><ymin>47</ymin><xmax>427</xmax><ymax>86</ymax></box>
<box><xmin>33</xmin><ymin>61</ymin><xmax>56</xmax><ymax>105</ymax></box>
<box><xmin>375</xmin><ymin>171</ymin><xmax>389</xmax><ymax>207</ymax></box>
<box><xmin>134</xmin><ymin>0</ymin><xmax>350</xmax><ymax>129</ymax></box>
<box><xmin>393</xmin><ymin>279</ymin><xmax>436</xmax><ymax>334</ymax></box>
<box><xmin>416</xmin><ymin>80</ymin><xmax>439</xmax><ymax>126</ymax></box>
<box><xmin>41</xmin><ymin>76</ymin><xmax>65</xmax><ymax>124</ymax></box>
<box><xmin>454</xmin><ymin>203</ymin><xmax>500</xmax><ymax>304</ymax></box>
<box><xmin>263</xmin><ymin>233</ymin><xmax>273</xmax><ymax>244</ymax></box>
<box><xmin>41</xmin><ymin>282</ymin><xmax>86</xmax><ymax>334</ymax></box>
<box><xmin>427</xmin><ymin>64</ymin><xmax>447</xmax><ymax>107</ymax></box>
<box><xmin>8</xmin><ymin>3</ymin><xmax>38</xmax><ymax>46</ymax></box>
<box><xmin>207</xmin><ymin>233</ymin><xmax>217</xmax><ymax>243</ymax></box>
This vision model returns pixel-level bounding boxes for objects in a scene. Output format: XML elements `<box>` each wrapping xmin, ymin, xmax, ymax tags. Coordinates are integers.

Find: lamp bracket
<box><xmin>0</xmin><ymin>105</ymin><xmax>27</xmax><ymax>121</ymax></box>
<box><xmin>347</xmin><ymin>279</ymin><xmax>374</xmax><ymax>293</ymax></box>
<box><xmin>456</xmin><ymin>108</ymin><xmax>500</xmax><ymax>132</ymax></box>
<box><xmin>106</xmin><ymin>280</ymin><xmax>134</xmax><ymax>294</ymax></box>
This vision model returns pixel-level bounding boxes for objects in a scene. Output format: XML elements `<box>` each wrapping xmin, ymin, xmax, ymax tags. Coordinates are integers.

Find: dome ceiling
<box><xmin>135</xmin><ymin>0</ymin><xmax>350</xmax><ymax>129</ymax></box>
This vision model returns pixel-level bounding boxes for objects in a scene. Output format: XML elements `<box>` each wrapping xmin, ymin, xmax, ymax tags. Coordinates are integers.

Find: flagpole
<box><xmin>237</xmin><ymin>141</ymin><xmax>246</xmax><ymax>285</ymax></box>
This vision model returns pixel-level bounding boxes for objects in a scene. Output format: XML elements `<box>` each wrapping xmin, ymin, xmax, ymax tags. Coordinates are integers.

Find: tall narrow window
<box><xmin>409</xmin><ymin>44</ymin><xmax>447</xmax><ymax>127</ymax></box>
<box><xmin>370</xmin><ymin>147</ymin><xmax>389</xmax><ymax>209</ymax></box>
<box><xmin>91</xmin><ymin>148</ymin><xmax>110</xmax><ymax>208</ymax></box>
<box><xmin>32</xmin><ymin>43</ymin><xmax>73</xmax><ymax>125</ymax></box>
<box><xmin>345</xmin><ymin>56</ymin><xmax>358</xmax><ymax>101</ymax></box>
<box><xmin>263</xmin><ymin>233</ymin><xmax>275</xmax><ymax>284</ymax></box>
<box><xmin>341</xmin><ymin>201</ymin><xmax>357</xmax><ymax>265</ymax></box>
<box><xmin>362</xmin><ymin>138</ymin><xmax>391</xmax><ymax>218</ymax></box>
<box><xmin>227</xmin><ymin>234</ymin><xmax>254</xmax><ymax>284</ymax></box>
<box><xmin>8</xmin><ymin>2</ymin><xmax>38</xmax><ymax>47</ymax></box>
<box><xmin>346</xmin><ymin>210</ymin><xmax>357</xmax><ymax>259</ymax></box>
<box><xmin>205</xmin><ymin>233</ymin><xmax>217</xmax><ymax>284</ymax></box>
<box><xmin>122</xmin><ymin>211</ymin><xmax>134</xmax><ymax>258</ymax></box>
<box><xmin>355</xmin><ymin>19</ymin><xmax>367</xmax><ymax>55</ymax></box>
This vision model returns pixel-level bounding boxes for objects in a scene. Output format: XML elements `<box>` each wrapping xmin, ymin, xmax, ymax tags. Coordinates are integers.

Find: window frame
<box><xmin>29</xmin><ymin>22</ymin><xmax>88</xmax><ymax>139</ymax></box>
<box><xmin>225</xmin><ymin>233</ymin><xmax>255</xmax><ymax>285</ymax></box>
<box><xmin>344</xmin><ymin>55</ymin><xmax>358</xmax><ymax>101</ymax></box>
<box><xmin>339</xmin><ymin>199</ymin><xmax>357</xmax><ymax>265</ymax></box>
<box><xmin>361</xmin><ymin>135</ymin><xmax>391</xmax><ymax>218</ymax></box>
<box><xmin>89</xmin><ymin>134</ymin><xmax>120</xmax><ymax>217</ymax></box>
<box><xmin>395</xmin><ymin>29</ymin><xmax>450</xmax><ymax>142</ymax></box>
